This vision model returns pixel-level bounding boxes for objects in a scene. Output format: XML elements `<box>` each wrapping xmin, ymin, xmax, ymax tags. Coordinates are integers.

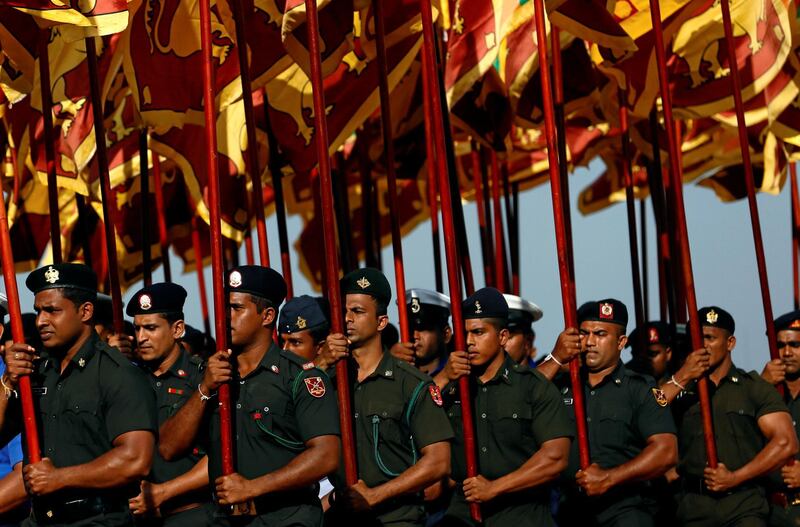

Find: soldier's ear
<box><xmin>81</xmin><ymin>301</ymin><xmax>94</xmax><ymax>323</ymax></box>
<box><xmin>727</xmin><ymin>335</ymin><xmax>736</xmax><ymax>352</ymax></box>
<box><xmin>443</xmin><ymin>325</ymin><xmax>453</xmax><ymax>345</ymax></box>
<box><xmin>617</xmin><ymin>334</ymin><xmax>628</xmax><ymax>351</ymax></box>
<box><xmin>172</xmin><ymin>320</ymin><xmax>185</xmax><ymax>340</ymax></box>
<box><xmin>376</xmin><ymin>314</ymin><xmax>389</xmax><ymax>332</ymax></box>
<box><xmin>262</xmin><ymin>306</ymin><xmax>278</xmax><ymax>328</ymax></box>
<box><xmin>498</xmin><ymin>328</ymin><xmax>509</xmax><ymax>346</ymax></box>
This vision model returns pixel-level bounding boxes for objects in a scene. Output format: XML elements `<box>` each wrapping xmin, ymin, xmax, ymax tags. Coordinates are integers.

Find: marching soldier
<box><xmin>539</xmin><ymin>299</ymin><xmax>678</xmax><ymax>526</ymax></box>
<box><xmin>672</xmin><ymin>306</ymin><xmax>797</xmax><ymax>526</ymax></box>
<box><xmin>390</xmin><ymin>289</ymin><xmax>452</xmax><ymax>377</ymax></box>
<box><xmin>110</xmin><ymin>283</ymin><xmax>212</xmax><ymax>526</ymax></box>
<box><xmin>626</xmin><ymin>321</ymin><xmax>673</xmax><ymax>382</ymax></box>
<box><xmin>157</xmin><ymin>265</ymin><xmax>340</xmax><ymax>526</ymax></box>
<box><xmin>278</xmin><ymin>295</ymin><xmax>331</xmax><ymax>363</ymax></box>
<box><xmin>439</xmin><ymin>287</ymin><xmax>571</xmax><ymax>527</ymax></box>
<box><xmin>502</xmin><ymin>294</ymin><xmax>543</xmax><ymax>366</ymax></box>
<box><xmin>759</xmin><ymin>309</ymin><xmax>800</xmax><ymax>526</ymax></box>
<box><xmin>323</xmin><ymin>268</ymin><xmax>453</xmax><ymax>526</ymax></box>
<box><xmin>0</xmin><ymin>263</ymin><xmax>157</xmax><ymax>526</ymax></box>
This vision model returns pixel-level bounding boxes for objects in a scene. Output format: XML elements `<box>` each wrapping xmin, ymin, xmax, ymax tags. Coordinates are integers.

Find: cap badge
<box><xmin>600</xmin><ymin>302</ymin><xmax>613</xmax><ymax>319</ymax></box>
<box><xmin>296</xmin><ymin>316</ymin><xmax>307</xmax><ymax>329</ymax></box>
<box><xmin>357</xmin><ymin>276</ymin><xmax>371</xmax><ymax>289</ymax></box>
<box><xmin>44</xmin><ymin>266</ymin><xmax>60</xmax><ymax>284</ymax></box>
<box><xmin>648</xmin><ymin>327</ymin><xmax>659</xmax><ymax>344</ymax></box>
<box><xmin>229</xmin><ymin>270</ymin><xmax>242</xmax><ymax>288</ymax></box>
<box><xmin>790</xmin><ymin>319</ymin><xmax>800</xmax><ymax>329</ymax></box>
<box><xmin>411</xmin><ymin>298</ymin><xmax>421</xmax><ymax>314</ymax></box>
<box><xmin>139</xmin><ymin>294</ymin><xmax>152</xmax><ymax>310</ymax></box>
<box><xmin>474</xmin><ymin>301</ymin><xmax>482</xmax><ymax>314</ymax></box>
<box><xmin>706</xmin><ymin>309</ymin><xmax>718</xmax><ymax>324</ymax></box>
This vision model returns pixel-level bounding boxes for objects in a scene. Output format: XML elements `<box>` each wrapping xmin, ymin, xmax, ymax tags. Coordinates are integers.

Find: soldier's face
<box><xmin>777</xmin><ymin>329</ymin><xmax>800</xmax><ymax>375</ymax></box>
<box><xmin>281</xmin><ymin>330</ymin><xmax>321</xmax><ymax>361</ymax></box>
<box><xmin>465</xmin><ymin>319</ymin><xmax>508</xmax><ymax>368</ymax></box>
<box><xmin>702</xmin><ymin>326</ymin><xmax>735</xmax><ymax>368</ymax></box>
<box><xmin>34</xmin><ymin>289</ymin><xmax>93</xmax><ymax>350</ymax></box>
<box><xmin>580</xmin><ymin>321</ymin><xmax>627</xmax><ymax>372</ymax></box>
<box><xmin>643</xmin><ymin>344</ymin><xmax>671</xmax><ymax>379</ymax></box>
<box><xmin>228</xmin><ymin>292</ymin><xmax>272</xmax><ymax>346</ymax></box>
<box><xmin>505</xmin><ymin>330</ymin><xmax>534</xmax><ymax>365</ymax></box>
<box><xmin>134</xmin><ymin>314</ymin><xmax>182</xmax><ymax>363</ymax></box>
<box><xmin>413</xmin><ymin>326</ymin><xmax>450</xmax><ymax>365</ymax></box>
<box><xmin>344</xmin><ymin>294</ymin><xmax>387</xmax><ymax>348</ymax></box>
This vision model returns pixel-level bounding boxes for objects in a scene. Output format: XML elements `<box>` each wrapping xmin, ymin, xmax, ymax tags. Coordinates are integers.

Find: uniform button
<box><xmin>354</xmin><ymin>412</ymin><xmax>359</xmax><ymax>419</ymax></box>
<box><xmin>47</xmin><ymin>448</ymin><xmax>53</xmax><ymax>453</ymax></box>
<box><xmin>587</xmin><ymin>417</ymin><xmax>592</xmax><ymax>423</ymax></box>
<box><xmin>482</xmin><ymin>387</ymin><xmax>487</xmax><ymax>393</ymax></box>
<box><xmin>382</xmin><ymin>411</ymin><xmax>388</xmax><ymax>417</ymax></box>
<box><xmin>156</xmin><ymin>381</ymin><xmax>162</xmax><ymax>387</ymax></box>
<box><xmin>236</xmin><ymin>403</ymin><xmax>242</xmax><ymax>409</ymax></box>
<box><xmin>512</xmin><ymin>413</ymin><xmax>518</xmax><ymax>419</ymax></box>
<box><xmin>51</xmin><ymin>415</ymin><xmax>56</xmax><ymax>419</ymax></box>
<box><xmin>263</xmin><ymin>407</ymin><xmax>269</xmax><ymax>413</ymax></box>
<box><xmin>481</xmin><ymin>447</ymin><xmax>487</xmax><ymax>453</ymax></box>
<box><xmin>357</xmin><ymin>386</ymin><xmax>362</xmax><ymax>391</ymax></box>
<box><xmin>738</xmin><ymin>409</ymin><xmax>744</xmax><ymax>415</ymax></box>
<box><xmin>172</xmin><ymin>403</ymin><xmax>178</xmax><ymax>409</ymax></box>
<box><xmin>481</xmin><ymin>413</ymin><xmax>486</xmax><ymax>419</ymax></box>
<box><xmin>240</xmin><ymin>380</ymin><xmax>245</xmax><ymax>385</ymax></box>
<box><xmin>57</xmin><ymin>384</ymin><xmax>62</xmax><ymax>390</ymax></box>
<box><xmin>590</xmin><ymin>390</ymin><xmax>595</xmax><ymax>395</ymax></box>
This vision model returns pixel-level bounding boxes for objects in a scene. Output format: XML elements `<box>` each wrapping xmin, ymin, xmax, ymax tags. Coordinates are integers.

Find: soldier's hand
<box><xmin>23</xmin><ymin>458</ymin><xmax>61</xmax><ymax>496</ymax></box>
<box><xmin>675</xmin><ymin>348</ymin><xmax>711</xmax><ymax>384</ymax></box>
<box><xmin>390</xmin><ymin>342</ymin><xmax>415</xmax><ymax>365</ymax></box>
<box><xmin>463</xmin><ymin>475</ymin><xmax>497</xmax><ymax>503</ymax></box>
<box><xmin>201</xmin><ymin>350</ymin><xmax>233</xmax><ymax>393</ymax></box>
<box><xmin>215</xmin><ymin>473</ymin><xmax>253</xmax><ymax>506</ymax></box>
<box><xmin>703</xmin><ymin>463</ymin><xmax>739</xmax><ymax>492</ymax></box>
<box><xmin>2</xmin><ymin>342</ymin><xmax>38</xmax><ymax>388</ymax></box>
<box><xmin>552</xmin><ymin>327</ymin><xmax>581</xmax><ymax>365</ymax></box>
<box><xmin>576</xmin><ymin>463</ymin><xmax>615</xmax><ymax>496</ymax></box>
<box><xmin>338</xmin><ymin>480</ymin><xmax>376</xmax><ymax>512</ymax></box>
<box><xmin>316</xmin><ymin>334</ymin><xmax>349</xmax><ymax>370</ymax></box>
<box><xmin>128</xmin><ymin>480</ymin><xmax>165</xmax><ymax>515</ymax></box>
<box><xmin>781</xmin><ymin>462</ymin><xmax>800</xmax><ymax>488</ymax></box>
<box><xmin>762</xmin><ymin>359</ymin><xmax>787</xmax><ymax>386</ymax></box>
<box><xmin>442</xmin><ymin>350</ymin><xmax>470</xmax><ymax>382</ymax></box>
<box><xmin>108</xmin><ymin>333</ymin><xmax>135</xmax><ymax>361</ymax></box>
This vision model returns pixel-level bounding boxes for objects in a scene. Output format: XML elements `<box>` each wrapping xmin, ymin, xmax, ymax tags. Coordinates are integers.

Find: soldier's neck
<box><xmin>352</xmin><ymin>337</ymin><xmax>383</xmax><ymax>382</ymax></box>
<box><xmin>57</xmin><ymin>326</ymin><xmax>94</xmax><ymax>373</ymax></box>
<box><xmin>586</xmin><ymin>361</ymin><xmax>618</xmax><ymax>388</ymax></box>
<box><xmin>237</xmin><ymin>329</ymin><xmax>273</xmax><ymax>377</ymax></box>
<box><xmin>709</xmin><ymin>355</ymin><xmax>733</xmax><ymax>385</ymax></box>
<box><xmin>153</xmin><ymin>343</ymin><xmax>182</xmax><ymax>377</ymax></box>
<box><xmin>477</xmin><ymin>349</ymin><xmax>505</xmax><ymax>384</ymax></box>
<box><xmin>786</xmin><ymin>375</ymin><xmax>800</xmax><ymax>399</ymax></box>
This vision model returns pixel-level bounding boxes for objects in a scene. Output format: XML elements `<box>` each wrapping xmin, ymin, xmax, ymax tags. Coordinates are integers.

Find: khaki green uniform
<box><xmin>208</xmin><ymin>343</ymin><xmax>339</xmax><ymax>527</ymax></box>
<box><xmin>13</xmin><ymin>333</ymin><xmax>158</xmax><ymax>526</ymax></box>
<box><xmin>441</xmin><ymin>354</ymin><xmax>572</xmax><ymax>527</ymax></box>
<box><xmin>768</xmin><ymin>389</ymin><xmax>800</xmax><ymax>527</ymax></box>
<box><xmin>557</xmin><ymin>362</ymin><xmax>677</xmax><ymax>527</ymax></box>
<box><xmin>137</xmin><ymin>348</ymin><xmax>212</xmax><ymax>527</ymax></box>
<box><xmin>328</xmin><ymin>352</ymin><xmax>454</xmax><ymax>527</ymax></box>
<box><xmin>674</xmin><ymin>365</ymin><xmax>788</xmax><ymax>527</ymax></box>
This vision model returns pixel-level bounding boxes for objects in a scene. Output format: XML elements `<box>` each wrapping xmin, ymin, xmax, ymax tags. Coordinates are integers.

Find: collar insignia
<box><xmin>411</xmin><ymin>298</ymin><xmax>421</xmax><ymax>314</ymax></box>
<box><xmin>229</xmin><ymin>270</ymin><xmax>243</xmax><ymax>288</ymax></box>
<box><xmin>44</xmin><ymin>266</ymin><xmax>59</xmax><ymax>284</ymax></box>
<box><xmin>270</xmin><ymin>365</ymin><xmax>280</xmax><ymax>374</ymax></box>
<box><xmin>600</xmin><ymin>302</ymin><xmax>613</xmax><ymax>319</ymax></box>
<box><xmin>78</xmin><ymin>358</ymin><xmax>86</xmax><ymax>368</ymax></box>
<box><xmin>385</xmin><ymin>370</ymin><xmax>393</xmax><ymax>377</ymax></box>
<box><xmin>296</xmin><ymin>316</ymin><xmax>307</xmax><ymax>330</ymax></box>
<box><xmin>706</xmin><ymin>309</ymin><xmax>719</xmax><ymax>324</ymax></box>
<box><xmin>139</xmin><ymin>294</ymin><xmax>152</xmax><ymax>310</ymax></box>
<box><xmin>357</xmin><ymin>276</ymin><xmax>371</xmax><ymax>289</ymax></box>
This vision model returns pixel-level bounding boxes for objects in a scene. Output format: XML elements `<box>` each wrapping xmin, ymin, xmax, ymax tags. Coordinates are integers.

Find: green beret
<box><xmin>578</xmin><ymin>298</ymin><xmax>628</xmax><ymax>328</ymax></box>
<box><xmin>341</xmin><ymin>267</ymin><xmax>391</xmax><ymax>306</ymax></box>
<box><xmin>126</xmin><ymin>283</ymin><xmax>187</xmax><ymax>317</ymax></box>
<box><xmin>26</xmin><ymin>263</ymin><xmax>97</xmax><ymax>295</ymax></box>
<box><xmin>227</xmin><ymin>265</ymin><xmax>287</xmax><ymax>306</ymax></box>
<box><xmin>462</xmin><ymin>287</ymin><xmax>508</xmax><ymax>320</ymax></box>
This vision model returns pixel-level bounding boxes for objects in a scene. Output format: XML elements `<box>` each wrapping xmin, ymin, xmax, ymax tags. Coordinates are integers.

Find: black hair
<box><xmin>249</xmin><ymin>295</ymin><xmax>274</xmax><ymax>314</ymax></box>
<box><xmin>483</xmin><ymin>317</ymin><xmax>507</xmax><ymax>332</ymax></box>
<box><xmin>159</xmin><ymin>311</ymin><xmax>185</xmax><ymax>325</ymax></box>
<box><xmin>60</xmin><ymin>287</ymin><xmax>98</xmax><ymax>310</ymax></box>
<box><xmin>375</xmin><ymin>299</ymin><xmax>388</xmax><ymax>317</ymax></box>
<box><xmin>309</xmin><ymin>324</ymin><xmax>331</xmax><ymax>344</ymax></box>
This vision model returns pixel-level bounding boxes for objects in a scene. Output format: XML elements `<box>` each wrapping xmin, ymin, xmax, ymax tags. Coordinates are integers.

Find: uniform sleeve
<box><xmin>749</xmin><ymin>374</ymin><xmax>790</xmax><ymax>419</ymax></box>
<box><xmin>410</xmin><ymin>381</ymin><xmax>454</xmax><ymax>450</ymax></box>
<box><xmin>7</xmin><ymin>434</ymin><xmax>22</xmax><ymax>467</ymax></box>
<box><xmin>293</xmin><ymin>369</ymin><xmax>340</xmax><ymax>441</ymax></box>
<box><xmin>103</xmin><ymin>362</ymin><xmax>158</xmax><ymax>442</ymax></box>
<box><xmin>634</xmin><ymin>380</ymin><xmax>677</xmax><ymax>439</ymax></box>
<box><xmin>530</xmin><ymin>373</ymin><xmax>573</xmax><ymax>445</ymax></box>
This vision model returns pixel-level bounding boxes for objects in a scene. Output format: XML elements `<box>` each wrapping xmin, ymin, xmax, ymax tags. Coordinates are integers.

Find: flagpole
<box><xmin>303</xmin><ymin>0</ymin><xmax>357</xmax><ymax>485</ymax></box>
<box><xmin>720</xmin><ymin>0</ymin><xmax>779</xmax><ymax>364</ymax></box>
<box><xmin>532</xmin><ymin>0</ymin><xmax>590</xmax><ymax>469</ymax></box>
<box><xmin>501</xmin><ymin>162</ymin><xmax>516</xmax><ymax>292</ymax></box>
<box><xmin>471</xmin><ymin>144</ymin><xmax>493</xmax><ymax>287</ymax></box>
<box><xmin>479</xmin><ymin>149</ymin><xmax>494</xmax><ymax>288</ymax></box>
<box><xmin>648</xmin><ymin>0</ymin><xmax>718</xmax><ymax>466</ymax></box>
<box><xmin>139</xmin><ymin>129</ymin><xmax>152</xmax><ymax>286</ymax></box>
<box><xmin>510</xmin><ymin>180</ymin><xmax>521</xmax><ymax>295</ymax></box>
<box><xmin>489</xmin><ymin>150</ymin><xmax>508</xmax><ymax>292</ymax></box>
<box><xmin>151</xmin><ymin>154</ymin><xmax>172</xmax><ymax>282</ymax></box>
<box><xmin>232</xmin><ymin>0</ymin><xmax>270</xmax><ymax>267</ymax></box>
<box><xmin>85</xmin><ymin>37</ymin><xmax>124</xmax><ymax>334</ymax></box>
<box><xmin>421</xmin><ymin>68</ymin><xmax>444</xmax><ymax>293</ymax></box>
<box><xmin>640</xmin><ymin>199</ymin><xmax>649</xmax><ymax>320</ymax></box>
<box><xmin>791</xmin><ymin>163</ymin><xmax>799</xmax><ymax>310</ymax></box>
<box><xmin>0</xmin><ymin>165</ymin><xmax>41</xmax><ymax>463</ymax></box>
<box><xmin>197</xmin><ymin>0</ymin><xmax>234</xmax><ymax>475</ymax></box>
<box><xmin>38</xmin><ymin>34</ymin><xmax>62</xmax><ymax>264</ymax></box>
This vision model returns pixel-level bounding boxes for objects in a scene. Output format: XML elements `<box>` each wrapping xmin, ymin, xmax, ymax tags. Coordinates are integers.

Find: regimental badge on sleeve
<box><xmin>652</xmin><ymin>388</ymin><xmax>668</xmax><ymax>407</ymax></box>
<box><xmin>429</xmin><ymin>385</ymin><xmax>443</xmax><ymax>407</ymax></box>
<box><xmin>304</xmin><ymin>377</ymin><xmax>326</xmax><ymax>398</ymax></box>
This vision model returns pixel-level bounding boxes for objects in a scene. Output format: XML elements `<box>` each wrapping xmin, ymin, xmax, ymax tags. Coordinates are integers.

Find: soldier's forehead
<box><xmin>777</xmin><ymin>329</ymin><xmax>800</xmax><ymax>340</ymax></box>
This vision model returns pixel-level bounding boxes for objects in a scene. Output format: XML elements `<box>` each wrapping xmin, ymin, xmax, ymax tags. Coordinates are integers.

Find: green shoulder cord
<box><xmin>250</xmin><ymin>370</ymin><xmax>316</xmax><ymax>452</ymax></box>
<box><xmin>373</xmin><ymin>380</ymin><xmax>428</xmax><ymax>477</ymax></box>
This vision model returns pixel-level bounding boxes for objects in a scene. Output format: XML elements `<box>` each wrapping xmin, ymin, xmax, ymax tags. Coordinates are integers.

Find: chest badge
<box><xmin>652</xmin><ymin>388</ymin><xmax>668</xmax><ymax>407</ymax></box>
<box><xmin>304</xmin><ymin>377</ymin><xmax>326</xmax><ymax>398</ymax></box>
<box><xmin>429</xmin><ymin>385</ymin><xmax>443</xmax><ymax>407</ymax></box>
<box><xmin>167</xmin><ymin>387</ymin><xmax>184</xmax><ymax>395</ymax></box>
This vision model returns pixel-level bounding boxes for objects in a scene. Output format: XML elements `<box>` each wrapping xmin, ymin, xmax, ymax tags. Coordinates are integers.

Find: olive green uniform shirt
<box><xmin>557</xmin><ymin>362</ymin><xmax>677</xmax><ymax>526</ymax></box>
<box><xmin>443</xmin><ymin>354</ymin><xmax>573</xmax><ymax>527</ymax></box>
<box><xmin>207</xmin><ymin>343</ymin><xmax>339</xmax><ymax>524</ymax></box>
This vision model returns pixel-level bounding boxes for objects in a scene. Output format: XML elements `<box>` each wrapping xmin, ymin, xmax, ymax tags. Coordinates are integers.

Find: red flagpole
<box><xmin>421</xmin><ymin>73</ymin><xmax>445</xmax><ymax>294</ymax></box>
<box><xmin>38</xmin><ymin>34</ymin><xmax>62</xmax><ymax>264</ymax></box>
<box><xmin>374</xmin><ymin>0</ymin><xmax>410</xmax><ymax>342</ymax></box>
<box><xmin>648</xmin><ymin>0</ymin><xmax>718</xmax><ymax>466</ymax></box>
<box><xmin>85</xmin><ymin>37</ymin><xmax>124</xmax><ymax>334</ymax></box>
<box><xmin>510</xmin><ymin>180</ymin><xmax>521</xmax><ymax>295</ymax></box>
<box><xmin>139</xmin><ymin>129</ymin><xmax>152</xmax><ymax>286</ymax></box>
<box><xmin>419</xmin><ymin>2</ymin><xmax>480</xmax><ymax>521</ymax></box>
<box><xmin>471</xmin><ymin>145</ymin><xmax>493</xmax><ymax>287</ymax></box>
<box><xmin>489</xmin><ymin>150</ymin><xmax>508</xmax><ymax>292</ymax></box>
<box><xmin>302</xmin><ymin>0</ymin><xmax>357</xmax><ymax>485</ymax></box>
<box><xmin>0</xmin><ymin>165</ymin><xmax>41</xmax><ymax>463</ymax></box>
<box><xmin>640</xmin><ymin>199</ymin><xmax>649</xmax><ymax>320</ymax></box>
<box><xmin>791</xmin><ymin>163</ymin><xmax>799</xmax><ymax>310</ymax></box>
<box><xmin>197</xmin><ymin>0</ymin><xmax>234</xmax><ymax>475</ymax></box>
<box><xmin>232</xmin><ymin>0</ymin><xmax>269</xmax><ymax>267</ymax></box>
<box><xmin>720</xmin><ymin>0</ymin><xmax>779</xmax><ymax>364</ymax></box>
<box><xmin>151</xmin><ymin>154</ymin><xmax>172</xmax><ymax>282</ymax></box>
<box><xmin>533</xmin><ymin>0</ymin><xmax>590</xmax><ymax>469</ymax></box>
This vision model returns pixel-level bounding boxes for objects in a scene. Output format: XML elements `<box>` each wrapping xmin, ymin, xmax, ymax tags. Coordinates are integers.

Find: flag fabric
<box><xmin>546</xmin><ymin>0</ymin><xmax>636</xmax><ymax>52</ymax></box>
<box><xmin>1</xmin><ymin>0</ymin><xmax>129</xmax><ymax>39</ymax></box>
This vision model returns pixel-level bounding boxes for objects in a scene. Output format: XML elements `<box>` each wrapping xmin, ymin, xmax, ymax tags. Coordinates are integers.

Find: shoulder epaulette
<box><xmin>280</xmin><ymin>349</ymin><xmax>321</xmax><ymax>373</ymax></box>
<box><xmin>394</xmin><ymin>358</ymin><xmax>433</xmax><ymax>382</ymax></box>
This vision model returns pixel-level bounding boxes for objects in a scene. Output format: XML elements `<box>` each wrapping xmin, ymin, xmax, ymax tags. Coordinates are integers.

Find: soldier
<box><xmin>538</xmin><ymin>299</ymin><xmax>678</xmax><ymax>527</ymax></box>
<box><xmin>391</xmin><ymin>289</ymin><xmax>452</xmax><ymax>377</ymax></box>
<box><xmin>438</xmin><ymin>287</ymin><xmax>571</xmax><ymax>527</ymax></box>
<box><xmin>278</xmin><ymin>295</ymin><xmax>330</xmax><ymax>363</ymax></box>
<box><xmin>502</xmin><ymin>294</ymin><xmax>543</xmax><ymax>366</ymax></box>
<box><xmin>322</xmin><ymin>268</ymin><xmax>453</xmax><ymax>526</ymax></box>
<box><xmin>157</xmin><ymin>265</ymin><xmax>340</xmax><ymax>526</ymax></box>
<box><xmin>0</xmin><ymin>263</ymin><xmax>157</xmax><ymax>526</ymax></box>
<box><xmin>626</xmin><ymin>321</ymin><xmax>673</xmax><ymax>382</ymax></box>
<box><xmin>757</xmin><ymin>309</ymin><xmax>800</xmax><ymax>527</ymax></box>
<box><xmin>109</xmin><ymin>283</ymin><xmax>212</xmax><ymax>526</ymax></box>
<box><xmin>671</xmin><ymin>306</ymin><xmax>798</xmax><ymax>526</ymax></box>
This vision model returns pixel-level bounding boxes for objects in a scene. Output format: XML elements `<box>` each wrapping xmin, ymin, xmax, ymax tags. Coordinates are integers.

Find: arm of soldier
<box><xmin>159</xmin><ymin>350</ymin><xmax>232</xmax><ymax>460</ymax></box>
<box><xmin>315</xmin><ymin>334</ymin><xmax>349</xmax><ymax>371</ymax></box>
<box><xmin>25</xmin><ymin>430</ymin><xmax>155</xmax><ymax>495</ymax></box>
<box><xmin>705</xmin><ymin>411</ymin><xmax>798</xmax><ymax>492</ymax></box>
<box><xmin>0</xmin><ymin>462</ymin><xmax>26</xmax><ymax>514</ymax></box>
<box><xmin>216</xmin><ymin>435</ymin><xmax>340</xmax><ymax>505</ymax></box>
<box><xmin>130</xmin><ymin>456</ymin><xmax>209</xmax><ymax>515</ymax></box>
<box><xmin>0</xmin><ymin>342</ymin><xmax>37</xmax><ymax>440</ymax></box>
<box><xmin>658</xmin><ymin>348</ymin><xmax>710</xmax><ymax>404</ymax></box>
<box><xmin>536</xmin><ymin>328</ymin><xmax>581</xmax><ymax>381</ymax></box>
<box><xmin>465</xmin><ymin>437</ymin><xmax>570</xmax><ymax>503</ymax></box>
<box><xmin>432</xmin><ymin>350</ymin><xmax>469</xmax><ymax>390</ymax></box>
<box><xmin>389</xmin><ymin>342</ymin><xmax>415</xmax><ymax>365</ymax></box>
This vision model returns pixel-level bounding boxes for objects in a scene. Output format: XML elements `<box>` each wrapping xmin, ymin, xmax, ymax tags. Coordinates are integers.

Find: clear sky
<box><xmin>8</xmin><ymin>159</ymin><xmax>794</xmax><ymax>373</ymax></box>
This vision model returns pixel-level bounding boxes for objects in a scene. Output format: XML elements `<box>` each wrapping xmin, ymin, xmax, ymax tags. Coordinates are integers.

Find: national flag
<box><xmin>546</xmin><ymin>0</ymin><xmax>636</xmax><ymax>52</ymax></box>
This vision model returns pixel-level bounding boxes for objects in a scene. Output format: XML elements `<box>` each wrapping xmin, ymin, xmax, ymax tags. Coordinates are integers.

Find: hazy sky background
<box><xmin>9</xmin><ymin>158</ymin><xmax>795</xmax><ymax>373</ymax></box>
